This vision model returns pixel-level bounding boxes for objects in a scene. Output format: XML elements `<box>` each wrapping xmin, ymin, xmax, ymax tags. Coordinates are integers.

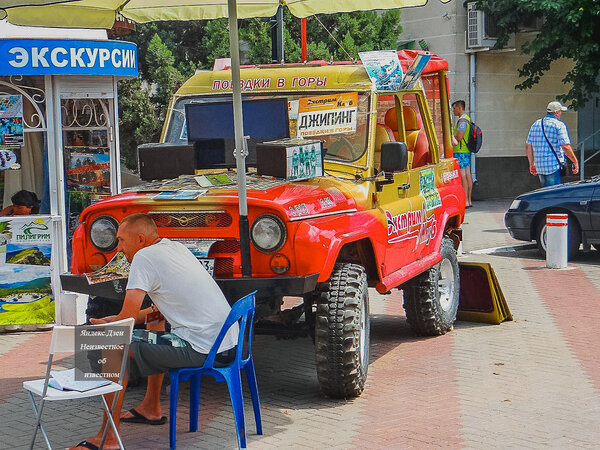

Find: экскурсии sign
<box><xmin>0</xmin><ymin>39</ymin><xmax>138</xmax><ymax>77</ymax></box>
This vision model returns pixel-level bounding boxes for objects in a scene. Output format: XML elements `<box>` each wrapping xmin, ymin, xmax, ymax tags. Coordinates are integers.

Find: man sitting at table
<box><xmin>72</xmin><ymin>213</ymin><xmax>237</xmax><ymax>450</ymax></box>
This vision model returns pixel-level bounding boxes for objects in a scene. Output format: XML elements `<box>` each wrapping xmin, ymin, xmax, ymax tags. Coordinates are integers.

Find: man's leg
<box><xmin>464</xmin><ymin>166</ymin><xmax>473</xmax><ymax>207</ymax></box>
<box><xmin>70</xmin><ymin>361</ymin><xmax>129</xmax><ymax>450</ymax></box>
<box><xmin>538</xmin><ymin>170</ymin><xmax>561</xmax><ymax>187</ymax></box>
<box><xmin>122</xmin><ymin>319</ymin><xmax>165</xmax><ymax>422</ymax></box>
<box><xmin>121</xmin><ymin>373</ymin><xmax>165</xmax><ymax>422</ymax></box>
<box><xmin>460</xmin><ymin>167</ymin><xmax>472</xmax><ymax>207</ymax></box>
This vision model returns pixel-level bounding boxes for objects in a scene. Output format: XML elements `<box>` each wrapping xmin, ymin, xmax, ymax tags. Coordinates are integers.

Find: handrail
<box><xmin>577</xmin><ymin>128</ymin><xmax>600</xmax><ymax>181</ymax></box>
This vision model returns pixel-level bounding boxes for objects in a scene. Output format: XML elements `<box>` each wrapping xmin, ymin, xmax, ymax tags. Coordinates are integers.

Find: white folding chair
<box><xmin>23</xmin><ymin>318</ymin><xmax>134</xmax><ymax>450</ymax></box>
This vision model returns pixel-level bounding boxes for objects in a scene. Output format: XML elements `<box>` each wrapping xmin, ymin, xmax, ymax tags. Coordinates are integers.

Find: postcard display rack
<box><xmin>0</xmin><ymin>31</ymin><xmax>138</xmax><ymax>329</ymax></box>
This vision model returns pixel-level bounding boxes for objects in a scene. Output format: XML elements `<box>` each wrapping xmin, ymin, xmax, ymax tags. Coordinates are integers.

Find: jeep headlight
<box><xmin>250</xmin><ymin>214</ymin><xmax>286</xmax><ymax>253</ymax></box>
<box><xmin>89</xmin><ymin>216</ymin><xmax>118</xmax><ymax>251</ymax></box>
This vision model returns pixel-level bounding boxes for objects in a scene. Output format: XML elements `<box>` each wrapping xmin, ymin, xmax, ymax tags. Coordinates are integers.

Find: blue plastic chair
<box><xmin>169</xmin><ymin>290</ymin><xmax>262</xmax><ymax>449</ymax></box>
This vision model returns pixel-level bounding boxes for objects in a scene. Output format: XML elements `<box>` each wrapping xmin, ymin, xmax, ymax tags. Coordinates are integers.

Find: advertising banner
<box><xmin>0</xmin><ymin>39</ymin><xmax>138</xmax><ymax>77</ymax></box>
<box><xmin>0</xmin><ymin>94</ymin><xmax>24</xmax><ymax>152</ymax></box>
<box><xmin>399</xmin><ymin>53</ymin><xmax>433</xmax><ymax>90</ymax></box>
<box><xmin>297</xmin><ymin>92</ymin><xmax>358</xmax><ymax>137</ymax></box>
<box><xmin>359</xmin><ymin>50</ymin><xmax>404</xmax><ymax>91</ymax></box>
<box><xmin>0</xmin><ymin>216</ymin><xmax>54</xmax><ymax>326</ymax></box>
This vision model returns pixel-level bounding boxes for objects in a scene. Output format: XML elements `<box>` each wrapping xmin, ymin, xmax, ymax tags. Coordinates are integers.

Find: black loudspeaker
<box><xmin>137</xmin><ymin>143</ymin><xmax>196</xmax><ymax>181</ymax></box>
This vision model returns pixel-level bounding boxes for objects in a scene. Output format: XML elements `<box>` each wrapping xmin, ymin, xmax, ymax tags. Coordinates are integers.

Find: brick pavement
<box><xmin>1</xmin><ymin>199</ymin><xmax>600</xmax><ymax>449</ymax></box>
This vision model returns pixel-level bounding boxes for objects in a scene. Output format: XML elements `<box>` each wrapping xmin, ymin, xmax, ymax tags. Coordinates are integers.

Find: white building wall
<box><xmin>475</xmin><ymin>34</ymin><xmax>575</xmax><ymax>158</ymax></box>
<box><xmin>400</xmin><ymin>1</ymin><xmax>577</xmax><ymax>196</ymax></box>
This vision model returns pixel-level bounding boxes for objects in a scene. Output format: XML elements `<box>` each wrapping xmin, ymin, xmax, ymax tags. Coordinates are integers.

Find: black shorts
<box><xmin>129</xmin><ymin>341</ymin><xmax>236</xmax><ymax>379</ymax></box>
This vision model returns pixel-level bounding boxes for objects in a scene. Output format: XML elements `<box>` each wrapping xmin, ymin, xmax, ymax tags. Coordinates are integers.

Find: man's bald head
<box><xmin>119</xmin><ymin>213</ymin><xmax>159</xmax><ymax>238</ymax></box>
<box><xmin>117</xmin><ymin>213</ymin><xmax>160</xmax><ymax>262</ymax></box>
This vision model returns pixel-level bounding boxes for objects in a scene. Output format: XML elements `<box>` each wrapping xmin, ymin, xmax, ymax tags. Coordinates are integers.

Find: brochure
<box><xmin>85</xmin><ymin>252</ymin><xmax>130</xmax><ymax>284</ymax></box>
<box><xmin>359</xmin><ymin>50</ymin><xmax>404</xmax><ymax>91</ymax></box>
<box><xmin>49</xmin><ymin>368</ymin><xmax>111</xmax><ymax>392</ymax></box>
<box><xmin>152</xmin><ymin>189</ymin><xmax>206</xmax><ymax>200</ymax></box>
<box><xmin>194</xmin><ymin>174</ymin><xmax>234</xmax><ymax>187</ymax></box>
<box><xmin>399</xmin><ymin>53</ymin><xmax>433</xmax><ymax>90</ymax></box>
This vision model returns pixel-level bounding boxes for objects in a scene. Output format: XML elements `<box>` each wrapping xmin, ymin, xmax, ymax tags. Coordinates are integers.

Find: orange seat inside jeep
<box><xmin>385</xmin><ymin>106</ymin><xmax>429</xmax><ymax>168</ymax></box>
<box><xmin>374</xmin><ymin>123</ymin><xmax>395</xmax><ymax>171</ymax></box>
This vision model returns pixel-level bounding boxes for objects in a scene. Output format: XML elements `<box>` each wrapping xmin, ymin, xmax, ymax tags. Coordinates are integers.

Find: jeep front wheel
<box><xmin>315</xmin><ymin>263</ymin><xmax>370</xmax><ymax>398</ymax></box>
<box><xmin>403</xmin><ymin>236</ymin><xmax>459</xmax><ymax>336</ymax></box>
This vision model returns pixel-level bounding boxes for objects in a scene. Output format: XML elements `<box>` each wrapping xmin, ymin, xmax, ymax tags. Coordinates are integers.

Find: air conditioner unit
<box><xmin>466</xmin><ymin>2</ymin><xmax>499</xmax><ymax>49</ymax></box>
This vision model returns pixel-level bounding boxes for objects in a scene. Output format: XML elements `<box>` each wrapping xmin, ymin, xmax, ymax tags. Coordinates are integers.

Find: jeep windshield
<box><xmin>164</xmin><ymin>92</ymin><xmax>370</xmax><ymax>166</ymax></box>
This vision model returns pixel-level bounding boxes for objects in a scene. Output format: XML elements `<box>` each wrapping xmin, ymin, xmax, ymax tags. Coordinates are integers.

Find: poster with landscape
<box><xmin>0</xmin><ymin>265</ymin><xmax>53</xmax><ymax>325</ymax></box>
<box><xmin>0</xmin><ymin>216</ymin><xmax>54</xmax><ymax>325</ymax></box>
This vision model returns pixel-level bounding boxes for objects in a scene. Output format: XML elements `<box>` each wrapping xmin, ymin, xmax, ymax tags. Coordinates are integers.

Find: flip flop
<box><xmin>121</xmin><ymin>408</ymin><xmax>167</xmax><ymax>425</ymax></box>
<box><xmin>74</xmin><ymin>441</ymin><xmax>99</xmax><ymax>450</ymax></box>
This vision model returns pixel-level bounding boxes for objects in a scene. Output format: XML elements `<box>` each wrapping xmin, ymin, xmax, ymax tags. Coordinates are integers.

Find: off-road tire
<box><xmin>315</xmin><ymin>263</ymin><xmax>370</xmax><ymax>398</ymax></box>
<box><xmin>536</xmin><ymin>216</ymin><xmax>580</xmax><ymax>260</ymax></box>
<box><xmin>403</xmin><ymin>236</ymin><xmax>459</xmax><ymax>336</ymax></box>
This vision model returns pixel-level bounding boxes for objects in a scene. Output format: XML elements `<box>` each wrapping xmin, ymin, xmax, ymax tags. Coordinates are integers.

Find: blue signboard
<box><xmin>0</xmin><ymin>39</ymin><xmax>138</xmax><ymax>77</ymax></box>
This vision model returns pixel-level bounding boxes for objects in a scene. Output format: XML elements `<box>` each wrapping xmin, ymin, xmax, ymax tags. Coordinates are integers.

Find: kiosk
<box><xmin>0</xmin><ymin>21</ymin><xmax>137</xmax><ymax>329</ymax></box>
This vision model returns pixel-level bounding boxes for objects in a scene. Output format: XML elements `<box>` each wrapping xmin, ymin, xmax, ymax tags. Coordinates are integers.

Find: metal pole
<box><xmin>438</xmin><ymin>70</ymin><xmax>452</xmax><ymax>158</ymax></box>
<box><xmin>580</xmin><ymin>142</ymin><xmax>584</xmax><ymax>181</ymax></box>
<box><xmin>228</xmin><ymin>0</ymin><xmax>252</xmax><ymax>276</ymax></box>
<box><xmin>469</xmin><ymin>52</ymin><xmax>477</xmax><ymax>182</ymax></box>
<box><xmin>301</xmin><ymin>18</ymin><xmax>307</xmax><ymax>62</ymax></box>
<box><xmin>271</xmin><ymin>5</ymin><xmax>284</xmax><ymax>63</ymax></box>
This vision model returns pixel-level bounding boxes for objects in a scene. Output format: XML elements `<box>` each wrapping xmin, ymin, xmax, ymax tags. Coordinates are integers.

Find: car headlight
<box><xmin>250</xmin><ymin>214</ymin><xmax>286</xmax><ymax>253</ymax></box>
<box><xmin>509</xmin><ymin>199</ymin><xmax>521</xmax><ymax>210</ymax></box>
<box><xmin>89</xmin><ymin>216</ymin><xmax>118</xmax><ymax>251</ymax></box>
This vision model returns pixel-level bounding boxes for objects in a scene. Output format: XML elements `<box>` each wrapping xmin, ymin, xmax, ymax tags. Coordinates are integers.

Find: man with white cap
<box><xmin>526</xmin><ymin>101</ymin><xmax>578</xmax><ymax>187</ymax></box>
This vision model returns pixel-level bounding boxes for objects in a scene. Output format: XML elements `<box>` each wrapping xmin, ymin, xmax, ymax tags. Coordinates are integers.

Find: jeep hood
<box><xmin>81</xmin><ymin>173</ymin><xmax>363</xmax><ymax>222</ymax></box>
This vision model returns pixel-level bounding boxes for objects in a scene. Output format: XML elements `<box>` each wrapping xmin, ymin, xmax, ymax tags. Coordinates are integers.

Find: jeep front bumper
<box><xmin>60</xmin><ymin>273</ymin><xmax>320</xmax><ymax>304</ymax></box>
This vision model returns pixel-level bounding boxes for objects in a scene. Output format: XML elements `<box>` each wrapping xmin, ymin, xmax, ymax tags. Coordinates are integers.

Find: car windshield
<box><xmin>165</xmin><ymin>92</ymin><xmax>370</xmax><ymax>165</ymax></box>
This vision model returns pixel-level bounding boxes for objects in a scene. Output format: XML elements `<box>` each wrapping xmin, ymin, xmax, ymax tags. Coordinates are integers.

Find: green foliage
<box><xmin>240</xmin><ymin>19</ymin><xmax>273</xmax><ymax>64</ymax></box>
<box><xmin>242</xmin><ymin>9</ymin><xmax>403</xmax><ymax>63</ymax></box>
<box><xmin>477</xmin><ymin>0</ymin><xmax>600</xmax><ymax>109</ymax></box>
<box><xmin>117</xmin><ymin>78</ymin><xmax>161</xmax><ymax>170</ymax></box>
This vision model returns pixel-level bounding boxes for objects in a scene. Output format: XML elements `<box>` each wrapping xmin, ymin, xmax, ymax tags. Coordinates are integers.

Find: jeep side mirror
<box><xmin>381</xmin><ymin>141</ymin><xmax>408</xmax><ymax>173</ymax></box>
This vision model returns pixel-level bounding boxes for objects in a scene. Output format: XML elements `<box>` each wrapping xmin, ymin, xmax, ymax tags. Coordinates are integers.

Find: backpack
<box><xmin>461</xmin><ymin>118</ymin><xmax>483</xmax><ymax>153</ymax></box>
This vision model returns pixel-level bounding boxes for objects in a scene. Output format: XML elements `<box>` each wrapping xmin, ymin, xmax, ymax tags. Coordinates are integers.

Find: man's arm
<box><xmin>454</xmin><ymin>119</ymin><xmax>466</xmax><ymax>142</ymax></box>
<box><xmin>526</xmin><ymin>143</ymin><xmax>537</xmax><ymax>175</ymax></box>
<box><xmin>562</xmin><ymin>144</ymin><xmax>579</xmax><ymax>174</ymax></box>
<box><xmin>90</xmin><ymin>288</ymin><xmax>147</xmax><ymax>325</ymax></box>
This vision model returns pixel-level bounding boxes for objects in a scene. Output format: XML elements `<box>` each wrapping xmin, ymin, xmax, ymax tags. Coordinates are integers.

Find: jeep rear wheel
<box><xmin>403</xmin><ymin>236</ymin><xmax>459</xmax><ymax>336</ymax></box>
<box><xmin>315</xmin><ymin>263</ymin><xmax>370</xmax><ymax>398</ymax></box>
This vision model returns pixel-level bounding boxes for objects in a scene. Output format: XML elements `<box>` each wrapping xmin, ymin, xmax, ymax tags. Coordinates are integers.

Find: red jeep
<box><xmin>62</xmin><ymin>51</ymin><xmax>465</xmax><ymax>398</ymax></box>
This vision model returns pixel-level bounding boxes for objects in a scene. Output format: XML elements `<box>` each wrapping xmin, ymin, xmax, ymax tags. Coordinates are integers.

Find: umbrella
<box><xmin>0</xmin><ymin>0</ymin><xmax>449</xmax><ymax>274</ymax></box>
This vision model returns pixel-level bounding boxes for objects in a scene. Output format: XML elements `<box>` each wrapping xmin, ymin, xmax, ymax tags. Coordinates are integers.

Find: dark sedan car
<box><xmin>504</xmin><ymin>175</ymin><xmax>600</xmax><ymax>258</ymax></box>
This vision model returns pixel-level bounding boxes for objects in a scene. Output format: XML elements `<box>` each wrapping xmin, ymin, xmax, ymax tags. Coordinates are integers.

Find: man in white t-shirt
<box><xmin>72</xmin><ymin>213</ymin><xmax>237</xmax><ymax>450</ymax></box>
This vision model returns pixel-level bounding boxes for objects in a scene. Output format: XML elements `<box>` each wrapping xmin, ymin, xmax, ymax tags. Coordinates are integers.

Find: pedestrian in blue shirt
<box><xmin>526</xmin><ymin>101</ymin><xmax>579</xmax><ymax>187</ymax></box>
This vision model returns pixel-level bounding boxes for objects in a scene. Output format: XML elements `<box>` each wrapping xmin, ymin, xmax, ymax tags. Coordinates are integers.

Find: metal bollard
<box><xmin>546</xmin><ymin>213</ymin><xmax>568</xmax><ymax>269</ymax></box>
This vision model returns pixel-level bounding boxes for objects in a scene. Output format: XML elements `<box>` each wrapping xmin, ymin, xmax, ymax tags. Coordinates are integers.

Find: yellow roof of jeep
<box><xmin>176</xmin><ymin>64</ymin><xmax>373</xmax><ymax>96</ymax></box>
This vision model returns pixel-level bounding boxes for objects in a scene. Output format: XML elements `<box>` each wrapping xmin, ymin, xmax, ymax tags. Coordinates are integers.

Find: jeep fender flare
<box><xmin>293</xmin><ymin>218</ymin><xmax>381</xmax><ymax>284</ymax></box>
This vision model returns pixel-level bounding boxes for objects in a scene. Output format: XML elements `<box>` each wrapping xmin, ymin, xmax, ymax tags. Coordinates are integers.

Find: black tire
<box><xmin>403</xmin><ymin>236</ymin><xmax>459</xmax><ymax>336</ymax></box>
<box><xmin>536</xmin><ymin>216</ymin><xmax>581</xmax><ymax>260</ymax></box>
<box><xmin>315</xmin><ymin>263</ymin><xmax>370</xmax><ymax>398</ymax></box>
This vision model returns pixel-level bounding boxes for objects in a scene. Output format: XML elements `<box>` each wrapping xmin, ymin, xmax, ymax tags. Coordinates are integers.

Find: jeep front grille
<box><xmin>210</xmin><ymin>240</ymin><xmax>241</xmax><ymax>253</ymax></box>
<box><xmin>214</xmin><ymin>258</ymin><xmax>234</xmax><ymax>277</ymax></box>
<box><xmin>149</xmin><ymin>211</ymin><xmax>232</xmax><ymax>228</ymax></box>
